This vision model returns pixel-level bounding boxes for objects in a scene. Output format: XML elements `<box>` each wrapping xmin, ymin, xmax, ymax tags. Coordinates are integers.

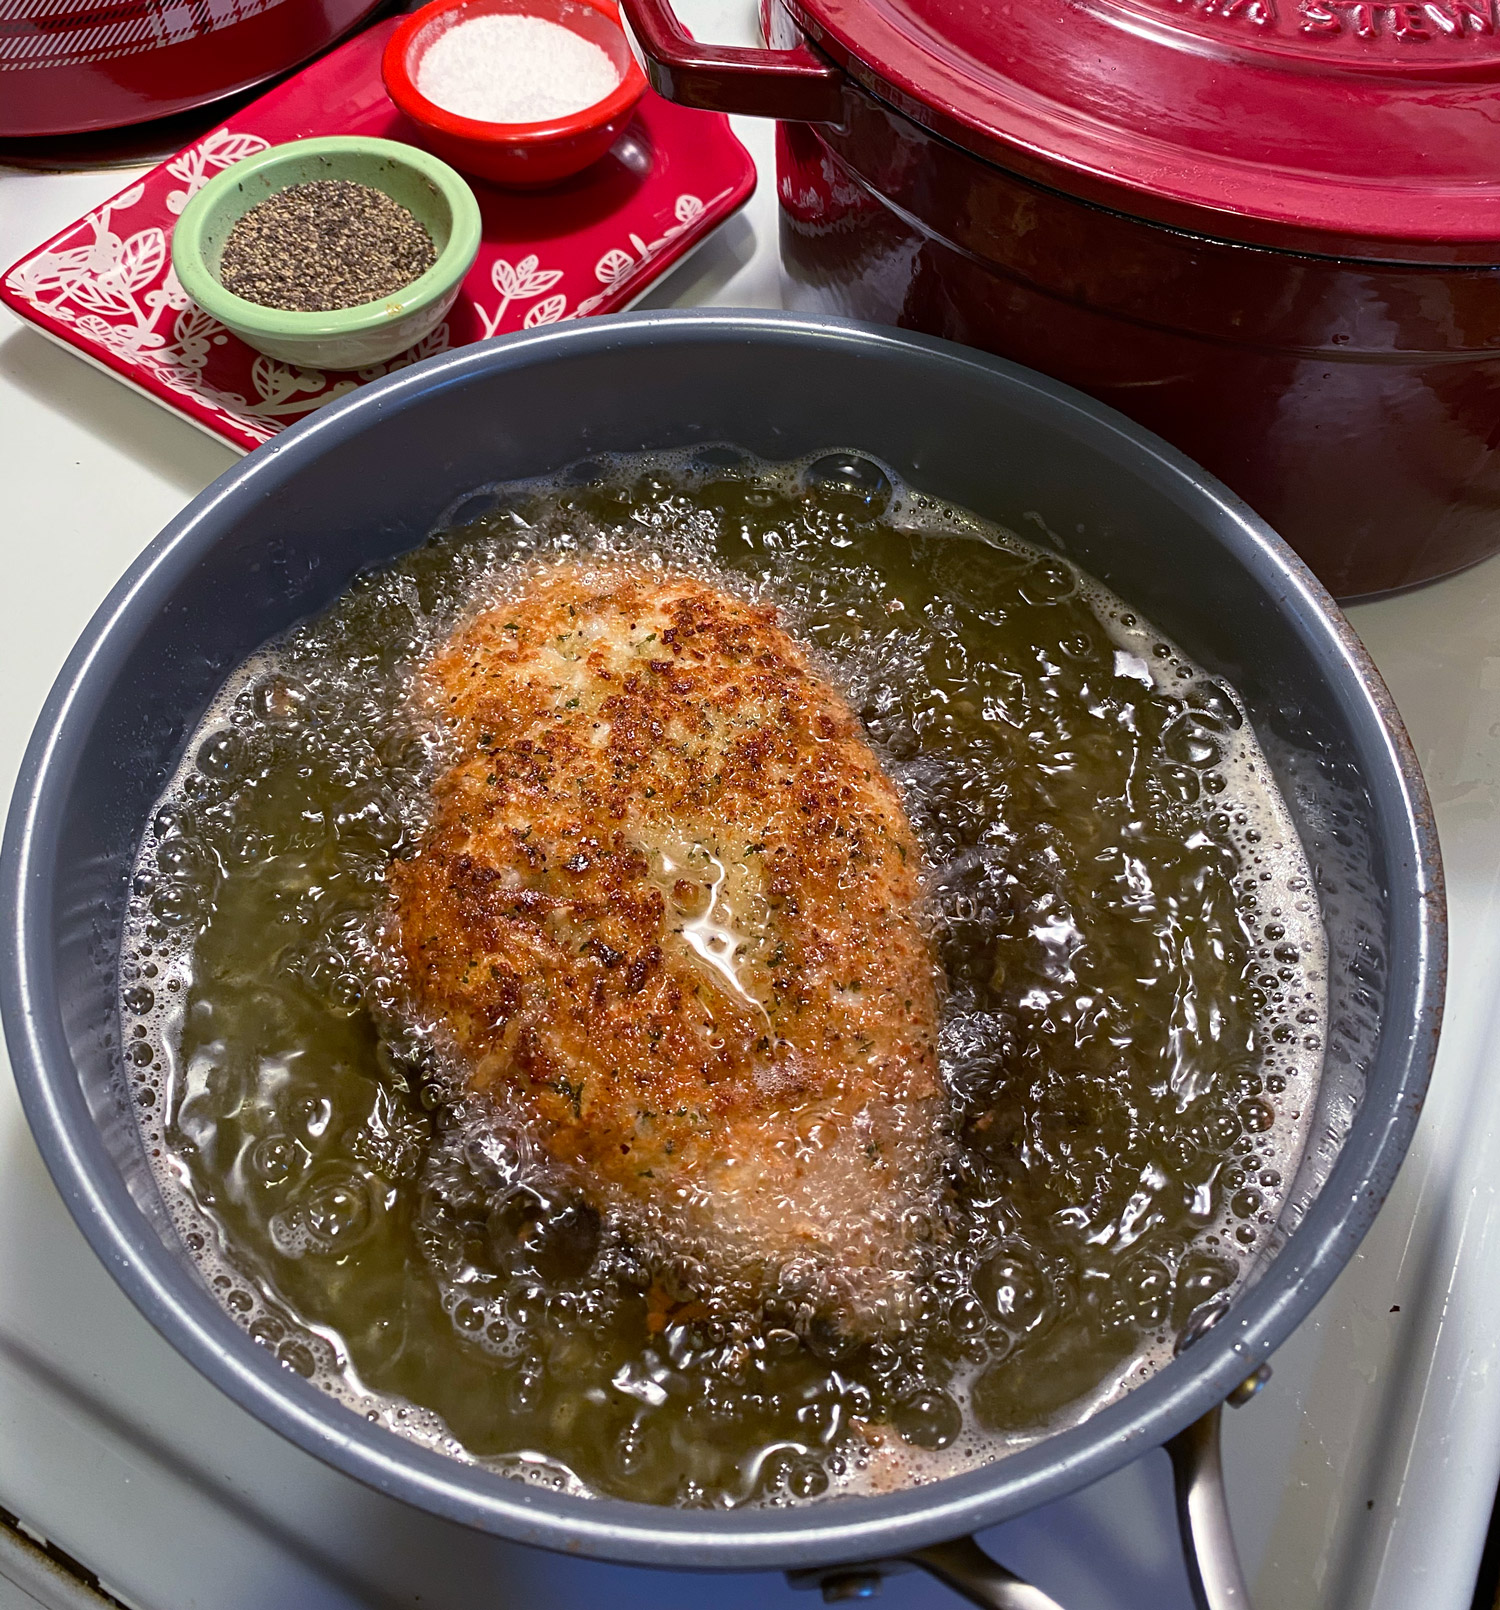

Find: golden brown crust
<box><xmin>387</xmin><ymin>557</ymin><xmax>946</xmax><ymax>1315</ymax></box>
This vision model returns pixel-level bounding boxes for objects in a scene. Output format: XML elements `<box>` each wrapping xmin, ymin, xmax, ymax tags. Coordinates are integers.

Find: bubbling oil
<box><xmin>119</xmin><ymin>449</ymin><xmax>1326</xmax><ymax>1505</ymax></box>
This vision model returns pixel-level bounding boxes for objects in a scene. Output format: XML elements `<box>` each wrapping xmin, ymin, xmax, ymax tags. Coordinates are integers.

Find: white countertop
<box><xmin>4</xmin><ymin>8</ymin><xmax>1500</xmax><ymax>1608</ymax></box>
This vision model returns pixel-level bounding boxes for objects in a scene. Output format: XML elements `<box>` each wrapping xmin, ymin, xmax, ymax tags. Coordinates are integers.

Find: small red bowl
<box><xmin>382</xmin><ymin>0</ymin><xmax>648</xmax><ymax>188</ymax></box>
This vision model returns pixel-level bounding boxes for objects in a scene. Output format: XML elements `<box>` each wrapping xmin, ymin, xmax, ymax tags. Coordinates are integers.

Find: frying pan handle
<box><xmin>904</xmin><ymin>1537</ymin><xmax>1070</xmax><ymax>1609</ymax></box>
<box><xmin>1164</xmin><ymin>1385</ymin><xmax>1264</xmax><ymax>1610</ymax></box>
<box><xmin>616</xmin><ymin>0</ymin><xmax>845</xmax><ymax>121</ymax></box>
<box><xmin>902</xmin><ymin>1392</ymin><xmax>1262</xmax><ymax>1610</ymax></box>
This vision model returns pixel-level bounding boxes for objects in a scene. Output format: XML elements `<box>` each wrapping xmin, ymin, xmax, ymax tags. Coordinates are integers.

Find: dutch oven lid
<box><xmin>789</xmin><ymin>0</ymin><xmax>1500</xmax><ymax>263</ymax></box>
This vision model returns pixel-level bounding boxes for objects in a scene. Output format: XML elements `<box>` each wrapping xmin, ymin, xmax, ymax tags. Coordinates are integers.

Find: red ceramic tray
<box><xmin>1</xmin><ymin>18</ymin><xmax>755</xmax><ymax>454</ymax></box>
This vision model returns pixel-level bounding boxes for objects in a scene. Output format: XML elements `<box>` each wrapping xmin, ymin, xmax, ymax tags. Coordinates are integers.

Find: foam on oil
<box><xmin>117</xmin><ymin>449</ymin><xmax>1325</xmax><ymax>1504</ymax></box>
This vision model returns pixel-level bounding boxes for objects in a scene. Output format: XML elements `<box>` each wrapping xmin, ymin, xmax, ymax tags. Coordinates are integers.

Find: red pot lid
<box><xmin>788</xmin><ymin>0</ymin><xmax>1500</xmax><ymax>262</ymax></box>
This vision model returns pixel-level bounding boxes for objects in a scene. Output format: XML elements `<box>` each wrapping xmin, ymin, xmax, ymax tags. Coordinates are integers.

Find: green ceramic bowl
<box><xmin>171</xmin><ymin>136</ymin><xmax>482</xmax><ymax>370</ymax></box>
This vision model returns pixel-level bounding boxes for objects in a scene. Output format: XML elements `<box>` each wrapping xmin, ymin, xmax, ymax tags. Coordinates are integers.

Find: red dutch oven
<box><xmin>620</xmin><ymin>0</ymin><xmax>1500</xmax><ymax>599</ymax></box>
<box><xmin>0</xmin><ymin>0</ymin><xmax>385</xmax><ymax>139</ymax></box>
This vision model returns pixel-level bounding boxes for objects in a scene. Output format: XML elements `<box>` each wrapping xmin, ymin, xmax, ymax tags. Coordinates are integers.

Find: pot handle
<box><xmin>616</xmin><ymin>0</ymin><xmax>845</xmax><ymax>122</ymax></box>
<box><xmin>805</xmin><ymin>1387</ymin><xmax>1265</xmax><ymax>1610</ymax></box>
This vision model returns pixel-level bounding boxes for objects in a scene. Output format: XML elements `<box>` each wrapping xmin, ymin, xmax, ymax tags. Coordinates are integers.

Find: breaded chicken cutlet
<box><xmin>387</xmin><ymin>557</ymin><xmax>948</xmax><ymax>1324</ymax></box>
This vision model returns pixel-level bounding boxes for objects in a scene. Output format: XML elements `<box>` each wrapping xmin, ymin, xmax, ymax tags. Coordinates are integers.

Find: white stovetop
<box><xmin>5</xmin><ymin>9</ymin><xmax>1500</xmax><ymax>1609</ymax></box>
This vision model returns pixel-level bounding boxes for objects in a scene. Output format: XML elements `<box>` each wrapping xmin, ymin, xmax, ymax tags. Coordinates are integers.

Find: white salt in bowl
<box><xmin>382</xmin><ymin>0</ymin><xmax>649</xmax><ymax>187</ymax></box>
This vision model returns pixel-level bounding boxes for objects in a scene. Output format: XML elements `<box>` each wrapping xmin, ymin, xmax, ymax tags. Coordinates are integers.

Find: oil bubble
<box><xmin>335</xmin><ymin>788</ymin><xmax>403</xmax><ymax>850</ymax></box>
<box><xmin>1121</xmin><ymin>1254</ymin><xmax>1172</xmax><ymax>1326</ymax></box>
<box><xmin>1156</xmin><ymin>763</ymin><xmax>1201</xmax><ymax>804</ymax></box>
<box><xmin>1200</xmin><ymin>1106</ymin><xmax>1243</xmax><ymax>1150</ymax></box>
<box><xmin>249</xmin><ymin>1136</ymin><xmax>303</xmax><ymax>1191</ymax></box>
<box><xmin>302</xmin><ymin>1175</ymin><xmax>373</xmax><ymax>1250</ymax></box>
<box><xmin>277</xmin><ymin>1338</ymin><xmax>317</xmax><ymax>1377</ymax></box>
<box><xmin>787</xmin><ymin>1460</ymin><xmax>830</xmax><ymax>1499</ymax></box>
<box><xmin>253</xmin><ymin>676</ymin><xmax>309</xmax><ymax>724</ymax></box>
<box><xmin>197</xmin><ymin>730</ymin><xmax>241</xmax><ymax>778</ymax></box>
<box><xmin>507</xmin><ymin>1282</ymin><xmax>548</xmax><ymax>1329</ymax></box>
<box><xmin>149</xmin><ymin>881</ymin><xmax>200</xmax><ymax>927</ymax></box>
<box><xmin>452</xmin><ymin>1298</ymin><xmax>487</xmax><ymax>1333</ymax></box>
<box><xmin>691</xmin><ymin>445</ymin><xmax>754</xmax><ymax>476</ymax></box>
<box><xmin>615</xmin><ymin>1418</ymin><xmax>648</xmax><ymax>1477</ymax></box>
<box><xmin>949</xmin><ymin>1295</ymin><xmax>989</xmax><ymax>1336</ymax></box>
<box><xmin>1016</xmin><ymin>560</ymin><xmax>1075</xmax><ymax>606</ymax></box>
<box><xmin>893</xmin><ymin>1389</ymin><xmax>962</xmax><ymax>1450</ymax></box>
<box><xmin>301</xmin><ymin>949</ymin><xmax>364</xmax><ymax>1012</ymax></box>
<box><xmin>976</xmin><ymin>1250</ymin><xmax>1048</xmax><ymax>1330</ymax></box>
<box><xmin>509</xmin><ymin>1357</ymin><xmax>545</xmax><ymax>1414</ymax></box>
<box><xmin>1238</xmin><ymin>1098</ymin><xmax>1275</xmax><ymax>1134</ymax></box>
<box><xmin>1172</xmin><ymin>1253</ymin><xmax>1237</xmax><ymax>1328</ymax></box>
<box><xmin>801</xmin><ymin>453</ymin><xmax>893</xmax><ymax>513</ymax></box>
<box><xmin>1163</xmin><ymin>715</ymin><xmax>1224</xmax><ymax>770</ymax></box>
<box><xmin>155</xmin><ymin>838</ymin><xmax>203</xmax><ymax>877</ymax></box>
<box><xmin>1225</xmin><ymin>1067</ymin><xmax>1263</xmax><ymax>1101</ymax></box>
<box><xmin>1187</xmin><ymin>682</ymin><xmax>1244</xmax><ymax>730</ymax></box>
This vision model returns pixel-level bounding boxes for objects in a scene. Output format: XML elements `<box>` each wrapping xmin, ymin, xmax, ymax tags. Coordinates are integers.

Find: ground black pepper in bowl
<box><xmin>217</xmin><ymin>180</ymin><xmax>438</xmax><ymax>312</ymax></box>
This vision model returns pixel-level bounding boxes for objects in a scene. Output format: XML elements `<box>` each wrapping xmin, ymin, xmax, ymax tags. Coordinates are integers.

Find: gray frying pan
<box><xmin>0</xmin><ymin>312</ymin><xmax>1444</xmax><ymax>1609</ymax></box>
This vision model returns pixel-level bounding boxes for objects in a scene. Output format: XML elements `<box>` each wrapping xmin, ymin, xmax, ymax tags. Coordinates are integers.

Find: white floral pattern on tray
<box><xmin>0</xmin><ymin>19</ymin><xmax>755</xmax><ymax>454</ymax></box>
<box><xmin>473</xmin><ymin>194</ymin><xmax>724</xmax><ymax>333</ymax></box>
<box><xmin>3</xmin><ymin>163</ymin><xmax>334</xmax><ymax>445</ymax></box>
<box><xmin>164</xmin><ymin>130</ymin><xmax>275</xmax><ymax>216</ymax></box>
